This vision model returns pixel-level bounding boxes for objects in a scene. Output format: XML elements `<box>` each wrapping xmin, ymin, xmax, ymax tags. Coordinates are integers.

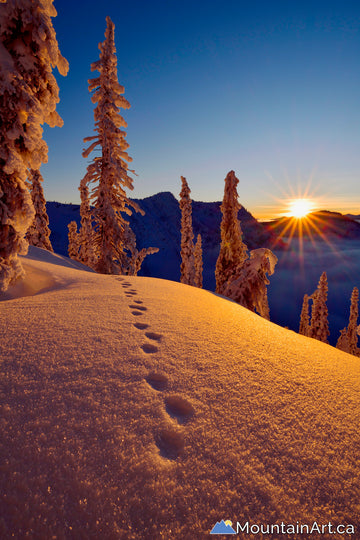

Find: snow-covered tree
<box><xmin>68</xmin><ymin>221</ymin><xmax>80</xmax><ymax>261</ymax></box>
<box><xmin>215</xmin><ymin>171</ymin><xmax>277</xmax><ymax>319</ymax></box>
<box><xmin>347</xmin><ymin>287</ymin><xmax>359</xmax><ymax>356</ymax></box>
<box><xmin>26</xmin><ymin>169</ymin><xmax>53</xmax><ymax>252</ymax></box>
<box><xmin>309</xmin><ymin>272</ymin><xmax>330</xmax><ymax>343</ymax></box>
<box><xmin>179</xmin><ymin>176</ymin><xmax>195</xmax><ymax>285</ymax></box>
<box><xmin>309</xmin><ymin>290</ymin><xmax>317</xmax><ymax>329</ymax></box>
<box><xmin>336</xmin><ymin>287</ymin><xmax>360</xmax><ymax>356</ymax></box>
<box><xmin>123</xmin><ymin>224</ymin><xmax>158</xmax><ymax>277</ymax></box>
<box><xmin>222</xmin><ymin>248</ymin><xmax>277</xmax><ymax>320</ymax></box>
<box><xmin>77</xmin><ymin>177</ymin><xmax>95</xmax><ymax>267</ymax></box>
<box><xmin>0</xmin><ymin>0</ymin><xmax>68</xmax><ymax>291</ymax></box>
<box><xmin>336</xmin><ymin>328</ymin><xmax>349</xmax><ymax>353</ymax></box>
<box><xmin>81</xmin><ymin>16</ymin><xmax>156</xmax><ymax>275</ymax></box>
<box><xmin>194</xmin><ymin>234</ymin><xmax>203</xmax><ymax>289</ymax></box>
<box><xmin>215</xmin><ymin>170</ymin><xmax>248</xmax><ymax>294</ymax></box>
<box><xmin>299</xmin><ymin>294</ymin><xmax>310</xmax><ymax>336</ymax></box>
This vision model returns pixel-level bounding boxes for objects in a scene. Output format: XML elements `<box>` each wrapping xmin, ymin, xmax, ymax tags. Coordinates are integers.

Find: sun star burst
<box><xmin>288</xmin><ymin>198</ymin><xmax>313</xmax><ymax>218</ymax></box>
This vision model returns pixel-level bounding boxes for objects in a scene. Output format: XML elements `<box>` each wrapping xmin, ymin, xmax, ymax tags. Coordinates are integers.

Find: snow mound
<box><xmin>0</xmin><ymin>246</ymin><xmax>94</xmax><ymax>301</ymax></box>
<box><xmin>0</xmin><ymin>261</ymin><xmax>56</xmax><ymax>301</ymax></box>
<box><xmin>0</xmin><ymin>252</ymin><xmax>359</xmax><ymax>538</ymax></box>
<box><xmin>24</xmin><ymin>245</ymin><xmax>95</xmax><ymax>272</ymax></box>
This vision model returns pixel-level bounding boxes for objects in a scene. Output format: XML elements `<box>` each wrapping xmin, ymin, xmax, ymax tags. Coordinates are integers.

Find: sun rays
<box><xmin>267</xmin><ymin>211</ymin><xmax>347</xmax><ymax>275</ymax></box>
<box><xmin>262</xmin><ymin>183</ymin><xmax>347</xmax><ymax>271</ymax></box>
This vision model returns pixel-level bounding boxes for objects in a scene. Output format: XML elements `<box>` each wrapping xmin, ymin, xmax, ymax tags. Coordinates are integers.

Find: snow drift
<box><xmin>0</xmin><ymin>247</ymin><xmax>359</xmax><ymax>538</ymax></box>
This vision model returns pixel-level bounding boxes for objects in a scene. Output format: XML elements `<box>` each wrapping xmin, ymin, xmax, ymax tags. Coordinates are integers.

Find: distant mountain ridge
<box><xmin>263</xmin><ymin>210</ymin><xmax>360</xmax><ymax>241</ymax></box>
<box><xmin>46</xmin><ymin>191</ymin><xmax>279</xmax><ymax>290</ymax></box>
<box><xmin>346</xmin><ymin>213</ymin><xmax>360</xmax><ymax>222</ymax></box>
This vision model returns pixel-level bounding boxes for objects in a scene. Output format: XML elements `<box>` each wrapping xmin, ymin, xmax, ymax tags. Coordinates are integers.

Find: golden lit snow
<box><xmin>0</xmin><ymin>247</ymin><xmax>359</xmax><ymax>538</ymax></box>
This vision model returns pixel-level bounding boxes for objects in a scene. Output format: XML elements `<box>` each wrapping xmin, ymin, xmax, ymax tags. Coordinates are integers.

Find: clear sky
<box><xmin>41</xmin><ymin>0</ymin><xmax>360</xmax><ymax>219</ymax></box>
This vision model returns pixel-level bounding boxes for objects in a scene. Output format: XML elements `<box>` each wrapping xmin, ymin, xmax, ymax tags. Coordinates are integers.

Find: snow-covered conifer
<box><xmin>222</xmin><ymin>248</ymin><xmax>277</xmax><ymax>320</ymax></box>
<box><xmin>299</xmin><ymin>294</ymin><xmax>310</xmax><ymax>336</ymax></box>
<box><xmin>81</xmin><ymin>17</ymin><xmax>157</xmax><ymax>275</ymax></box>
<box><xmin>26</xmin><ymin>169</ymin><xmax>53</xmax><ymax>252</ymax></box>
<box><xmin>0</xmin><ymin>0</ymin><xmax>68</xmax><ymax>290</ymax></box>
<box><xmin>78</xmin><ymin>177</ymin><xmax>95</xmax><ymax>268</ymax></box>
<box><xmin>179</xmin><ymin>176</ymin><xmax>195</xmax><ymax>285</ymax></box>
<box><xmin>122</xmin><ymin>224</ymin><xmax>158</xmax><ymax>276</ymax></box>
<box><xmin>68</xmin><ymin>221</ymin><xmax>80</xmax><ymax>261</ymax></box>
<box><xmin>309</xmin><ymin>290</ymin><xmax>317</xmax><ymax>328</ymax></box>
<box><xmin>215</xmin><ymin>171</ymin><xmax>248</xmax><ymax>294</ymax></box>
<box><xmin>214</xmin><ymin>171</ymin><xmax>277</xmax><ymax>318</ymax></box>
<box><xmin>336</xmin><ymin>287</ymin><xmax>359</xmax><ymax>356</ymax></box>
<box><xmin>194</xmin><ymin>234</ymin><xmax>203</xmax><ymax>288</ymax></box>
<box><xmin>347</xmin><ymin>287</ymin><xmax>359</xmax><ymax>355</ymax></box>
<box><xmin>309</xmin><ymin>272</ymin><xmax>330</xmax><ymax>343</ymax></box>
<box><xmin>336</xmin><ymin>328</ymin><xmax>349</xmax><ymax>353</ymax></box>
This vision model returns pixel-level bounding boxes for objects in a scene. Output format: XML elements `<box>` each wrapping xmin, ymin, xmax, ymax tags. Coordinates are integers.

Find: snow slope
<box><xmin>1</xmin><ymin>248</ymin><xmax>359</xmax><ymax>538</ymax></box>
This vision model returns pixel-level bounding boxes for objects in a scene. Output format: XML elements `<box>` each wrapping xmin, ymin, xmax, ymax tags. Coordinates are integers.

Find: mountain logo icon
<box><xmin>210</xmin><ymin>519</ymin><xmax>236</xmax><ymax>534</ymax></box>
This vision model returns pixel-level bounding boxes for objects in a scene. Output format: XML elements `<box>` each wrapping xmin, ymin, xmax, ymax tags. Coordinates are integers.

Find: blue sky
<box><xmin>42</xmin><ymin>0</ymin><xmax>360</xmax><ymax>218</ymax></box>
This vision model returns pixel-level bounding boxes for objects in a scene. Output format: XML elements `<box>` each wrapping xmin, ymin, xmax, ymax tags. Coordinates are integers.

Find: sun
<box><xmin>287</xmin><ymin>198</ymin><xmax>313</xmax><ymax>218</ymax></box>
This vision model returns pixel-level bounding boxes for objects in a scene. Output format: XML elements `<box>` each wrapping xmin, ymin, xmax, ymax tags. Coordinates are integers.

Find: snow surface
<box><xmin>1</xmin><ymin>247</ymin><xmax>359</xmax><ymax>538</ymax></box>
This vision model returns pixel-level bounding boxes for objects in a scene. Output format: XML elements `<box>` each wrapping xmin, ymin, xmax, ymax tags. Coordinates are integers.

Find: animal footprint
<box><xmin>132</xmin><ymin>311</ymin><xmax>144</xmax><ymax>316</ymax></box>
<box><xmin>122</xmin><ymin>283</ymin><xmax>132</xmax><ymax>287</ymax></box>
<box><xmin>133</xmin><ymin>300</ymin><xmax>143</xmax><ymax>304</ymax></box>
<box><xmin>140</xmin><ymin>343</ymin><xmax>158</xmax><ymax>354</ymax></box>
<box><xmin>165</xmin><ymin>395</ymin><xmax>195</xmax><ymax>424</ymax></box>
<box><xmin>156</xmin><ymin>427</ymin><xmax>184</xmax><ymax>460</ymax></box>
<box><xmin>133</xmin><ymin>322</ymin><xmax>149</xmax><ymax>330</ymax></box>
<box><xmin>146</xmin><ymin>372</ymin><xmax>168</xmax><ymax>391</ymax></box>
<box><xmin>129</xmin><ymin>305</ymin><xmax>147</xmax><ymax>311</ymax></box>
<box><xmin>116</xmin><ymin>277</ymin><xmax>124</xmax><ymax>282</ymax></box>
<box><xmin>145</xmin><ymin>332</ymin><xmax>162</xmax><ymax>342</ymax></box>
